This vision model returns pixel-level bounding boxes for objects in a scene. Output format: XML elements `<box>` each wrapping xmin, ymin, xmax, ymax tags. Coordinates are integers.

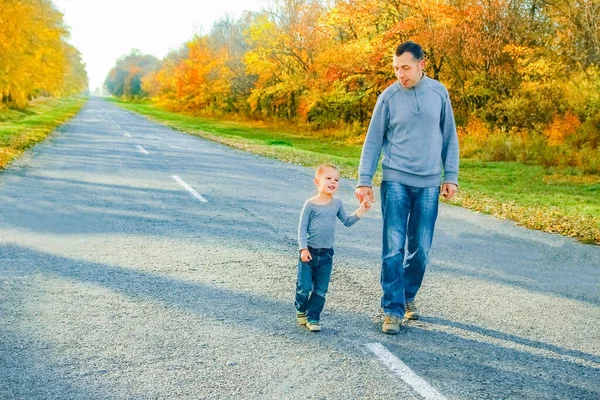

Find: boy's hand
<box><xmin>356</xmin><ymin>200</ymin><xmax>372</xmax><ymax>218</ymax></box>
<box><xmin>300</xmin><ymin>249</ymin><xmax>312</xmax><ymax>262</ymax></box>
<box><xmin>362</xmin><ymin>199</ymin><xmax>373</xmax><ymax>210</ymax></box>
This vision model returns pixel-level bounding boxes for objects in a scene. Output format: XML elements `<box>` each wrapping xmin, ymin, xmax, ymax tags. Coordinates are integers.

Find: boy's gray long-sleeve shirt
<box><xmin>298</xmin><ymin>198</ymin><xmax>359</xmax><ymax>250</ymax></box>
<box><xmin>358</xmin><ymin>76</ymin><xmax>459</xmax><ymax>188</ymax></box>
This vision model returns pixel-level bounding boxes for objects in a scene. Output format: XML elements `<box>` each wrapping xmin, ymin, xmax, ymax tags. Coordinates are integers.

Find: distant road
<box><xmin>1</xmin><ymin>97</ymin><xmax>599</xmax><ymax>399</ymax></box>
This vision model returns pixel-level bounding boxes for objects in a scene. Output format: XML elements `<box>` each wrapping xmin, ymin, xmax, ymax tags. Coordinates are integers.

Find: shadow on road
<box><xmin>1</xmin><ymin>243</ymin><xmax>598</xmax><ymax>399</ymax></box>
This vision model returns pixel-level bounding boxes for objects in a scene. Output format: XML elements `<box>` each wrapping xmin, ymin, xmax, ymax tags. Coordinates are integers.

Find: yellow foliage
<box><xmin>458</xmin><ymin>116</ymin><xmax>489</xmax><ymax>144</ymax></box>
<box><xmin>139</xmin><ymin>0</ymin><xmax>600</xmax><ymax>176</ymax></box>
<box><xmin>0</xmin><ymin>0</ymin><xmax>87</xmax><ymax>106</ymax></box>
<box><xmin>544</xmin><ymin>112</ymin><xmax>581</xmax><ymax>146</ymax></box>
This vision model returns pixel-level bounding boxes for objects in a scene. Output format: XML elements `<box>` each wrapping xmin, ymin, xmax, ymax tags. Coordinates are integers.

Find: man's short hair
<box><xmin>394</xmin><ymin>41</ymin><xmax>424</xmax><ymax>61</ymax></box>
<box><xmin>315</xmin><ymin>163</ymin><xmax>339</xmax><ymax>177</ymax></box>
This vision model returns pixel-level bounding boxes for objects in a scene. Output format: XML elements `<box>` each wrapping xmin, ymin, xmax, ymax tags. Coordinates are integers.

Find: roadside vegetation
<box><xmin>106</xmin><ymin>1</ymin><xmax>600</xmax><ymax>177</ymax></box>
<box><xmin>2</xmin><ymin>1</ymin><xmax>597</xmax><ymax>244</ymax></box>
<box><xmin>0</xmin><ymin>0</ymin><xmax>88</xmax><ymax>169</ymax></box>
<box><xmin>0</xmin><ymin>96</ymin><xmax>87</xmax><ymax>169</ymax></box>
<box><xmin>111</xmin><ymin>98</ymin><xmax>600</xmax><ymax>245</ymax></box>
<box><xmin>1</xmin><ymin>0</ymin><xmax>88</xmax><ymax>107</ymax></box>
<box><xmin>102</xmin><ymin>1</ymin><xmax>599</xmax><ymax>244</ymax></box>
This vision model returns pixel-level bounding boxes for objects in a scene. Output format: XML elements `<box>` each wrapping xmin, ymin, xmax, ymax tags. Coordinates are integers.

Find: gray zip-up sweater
<box><xmin>358</xmin><ymin>76</ymin><xmax>459</xmax><ymax>188</ymax></box>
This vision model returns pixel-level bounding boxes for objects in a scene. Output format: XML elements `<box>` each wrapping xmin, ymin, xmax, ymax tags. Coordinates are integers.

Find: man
<box><xmin>355</xmin><ymin>41</ymin><xmax>459</xmax><ymax>334</ymax></box>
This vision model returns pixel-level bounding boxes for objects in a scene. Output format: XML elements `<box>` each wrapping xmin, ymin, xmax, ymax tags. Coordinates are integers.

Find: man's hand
<box><xmin>441</xmin><ymin>183</ymin><xmax>458</xmax><ymax>200</ymax></box>
<box><xmin>300</xmin><ymin>249</ymin><xmax>312</xmax><ymax>262</ymax></box>
<box><xmin>355</xmin><ymin>186</ymin><xmax>374</xmax><ymax>204</ymax></box>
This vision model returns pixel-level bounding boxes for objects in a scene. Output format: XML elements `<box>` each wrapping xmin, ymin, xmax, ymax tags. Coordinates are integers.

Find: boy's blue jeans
<box><xmin>380</xmin><ymin>181</ymin><xmax>439</xmax><ymax>318</ymax></box>
<box><xmin>295</xmin><ymin>247</ymin><xmax>334</xmax><ymax>323</ymax></box>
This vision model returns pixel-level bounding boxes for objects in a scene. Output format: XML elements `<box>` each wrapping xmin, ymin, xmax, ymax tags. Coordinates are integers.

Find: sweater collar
<box><xmin>397</xmin><ymin>73</ymin><xmax>427</xmax><ymax>92</ymax></box>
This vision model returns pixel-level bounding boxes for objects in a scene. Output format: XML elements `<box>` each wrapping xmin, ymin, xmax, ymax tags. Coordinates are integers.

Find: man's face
<box><xmin>393</xmin><ymin>52</ymin><xmax>425</xmax><ymax>88</ymax></box>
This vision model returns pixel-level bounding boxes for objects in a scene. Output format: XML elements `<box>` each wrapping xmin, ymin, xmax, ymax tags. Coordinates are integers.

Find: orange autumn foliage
<box><xmin>544</xmin><ymin>112</ymin><xmax>581</xmax><ymax>146</ymax></box>
<box><xmin>116</xmin><ymin>0</ymin><xmax>600</xmax><ymax>172</ymax></box>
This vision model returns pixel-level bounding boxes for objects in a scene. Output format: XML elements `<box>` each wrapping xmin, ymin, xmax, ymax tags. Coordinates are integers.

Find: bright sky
<box><xmin>52</xmin><ymin>0</ymin><xmax>264</xmax><ymax>91</ymax></box>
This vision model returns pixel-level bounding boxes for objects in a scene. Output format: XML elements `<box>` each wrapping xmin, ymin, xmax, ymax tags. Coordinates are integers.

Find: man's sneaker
<box><xmin>296</xmin><ymin>311</ymin><xmax>307</xmax><ymax>325</ymax></box>
<box><xmin>306</xmin><ymin>321</ymin><xmax>321</xmax><ymax>332</ymax></box>
<box><xmin>405</xmin><ymin>300</ymin><xmax>420</xmax><ymax>320</ymax></box>
<box><xmin>382</xmin><ymin>315</ymin><xmax>401</xmax><ymax>334</ymax></box>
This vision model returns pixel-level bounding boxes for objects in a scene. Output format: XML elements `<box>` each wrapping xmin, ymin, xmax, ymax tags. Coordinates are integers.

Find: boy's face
<box><xmin>314</xmin><ymin>167</ymin><xmax>340</xmax><ymax>195</ymax></box>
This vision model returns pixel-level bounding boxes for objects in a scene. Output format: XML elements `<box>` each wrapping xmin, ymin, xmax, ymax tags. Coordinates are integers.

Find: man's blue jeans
<box><xmin>380</xmin><ymin>181</ymin><xmax>439</xmax><ymax>318</ymax></box>
<box><xmin>295</xmin><ymin>247</ymin><xmax>334</xmax><ymax>323</ymax></box>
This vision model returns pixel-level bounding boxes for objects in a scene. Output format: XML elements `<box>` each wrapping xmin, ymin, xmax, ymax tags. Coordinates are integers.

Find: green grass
<box><xmin>458</xmin><ymin>160</ymin><xmax>599</xmax><ymax>215</ymax></box>
<box><xmin>108</xmin><ymin>99</ymin><xmax>362</xmax><ymax>158</ymax></box>
<box><xmin>0</xmin><ymin>96</ymin><xmax>87</xmax><ymax>168</ymax></box>
<box><xmin>111</xmin><ymin>98</ymin><xmax>600</xmax><ymax>244</ymax></box>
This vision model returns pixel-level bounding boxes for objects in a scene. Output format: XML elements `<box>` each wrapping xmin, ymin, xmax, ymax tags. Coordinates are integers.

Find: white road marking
<box><xmin>124</xmin><ymin>132</ymin><xmax>132</xmax><ymax>138</ymax></box>
<box><xmin>137</xmin><ymin>145</ymin><xmax>149</xmax><ymax>155</ymax></box>
<box><xmin>366</xmin><ymin>343</ymin><xmax>446</xmax><ymax>400</ymax></box>
<box><xmin>160</xmin><ymin>140</ymin><xmax>186</xmax><ymax>150</ymax></box>
<box><xmin>172</xmin><ymin>175</ymin><xmax>208</xmax><ymax>203</ymax></box>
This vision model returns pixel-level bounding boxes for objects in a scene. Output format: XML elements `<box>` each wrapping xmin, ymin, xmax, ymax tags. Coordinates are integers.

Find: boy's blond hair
<box><xmin>315</xmin><ymin>163</ymin><xmax>339</xmax><ymax>177</ymax></box>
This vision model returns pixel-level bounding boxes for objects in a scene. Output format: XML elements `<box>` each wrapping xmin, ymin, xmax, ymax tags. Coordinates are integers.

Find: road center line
<box><xmin>172</xmin><ymin>175</ymin><xmax>208</xmax><ymax>203</ymax></box>
<box><xmin>366</xmin><ymin>343</ymin><xmax>446</xmax><ymax>400</ymax></box>
<box><xmin>137</xmin><ymin>145</ymin><xmax>149</xmax><ymax>154</ymax></box>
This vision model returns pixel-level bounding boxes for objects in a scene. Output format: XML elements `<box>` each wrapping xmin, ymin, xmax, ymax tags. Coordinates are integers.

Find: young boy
<box><xmin>296</xmin><ymin>163</ymin><xmax>370</xmax><ymax>332</ymax></box>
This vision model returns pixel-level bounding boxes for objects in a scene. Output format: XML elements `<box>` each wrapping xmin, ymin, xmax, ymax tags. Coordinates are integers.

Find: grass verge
<box><xmin>0</xmin><ymin>96</ymin><xmax>87</xmax><ymax>169</ymax></box>
<box><xmin>111</xmin><ymin>98</ymin><xmax>600</xmax><ymax>245</ymax></box>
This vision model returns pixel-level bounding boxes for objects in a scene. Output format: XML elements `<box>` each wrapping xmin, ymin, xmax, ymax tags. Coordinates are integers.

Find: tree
<box><xmin>548</xmin><ymin>0</ymin><xmax>600</xmax><ymax>68</ymax></box>
<box><xmin>244</xmin><ymin>0</ymin><xmax>325</xmax><ymax>120</ymax></box>
<box><xmin>0</xmin><ymin>0</ymin><xmax>87</xmax><ymax>107</ymax></box>
<box><xmin>104</xmin><ymin>50</ymin><xmax>160</xmax><ymax>97</ymax></box>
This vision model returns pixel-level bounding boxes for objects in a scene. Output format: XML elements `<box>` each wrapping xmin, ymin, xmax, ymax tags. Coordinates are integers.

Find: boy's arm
<box><xmin>297</xmin><ymin>202</ymin><xmax>311</xmax><ymax>251</ymax></box>
<box><xmin>337</xmin><ymin>200</ymin><xmax>368</xmax><ymax>227</ymax></box>
<box><xmin>354</xmin><ymin>200</ymin><xmax>370</xmax><ymax>218</ymax></box>
<box><xmin>298</xmin><ymin>203</ymin><xmax>312</xmax><ymax>262</ymax></box>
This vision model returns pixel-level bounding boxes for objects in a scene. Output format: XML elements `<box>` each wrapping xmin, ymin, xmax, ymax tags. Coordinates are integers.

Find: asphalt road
<box><xmin>1</xmin><ymin>97</ymin><xmax>599</xmax><ymax>399</ymax></box>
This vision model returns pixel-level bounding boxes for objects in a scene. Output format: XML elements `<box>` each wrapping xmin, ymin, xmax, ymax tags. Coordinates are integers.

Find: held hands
<box><xmin>355</xmin><ymin>186</ymin><xmax>374</xmax><ymax>218</ymax></box>
<box><xmin>357</xmin><ymin>199</ymin><xmax>372</xmax><ymax>218</ymax></box>
<box><xmin>300</xmin><ymin>248</ymin><xmax>312</xmax><ymax>262</ymax></box>
<box><xmin>361</xmin><ymin>199</ymin><xmax>373</xmax><ymax>210</ymax></box>
<box><xmin>355</xmin><ymin>186</ymin><xmax>374</xmax><ymax>204</ymax></box>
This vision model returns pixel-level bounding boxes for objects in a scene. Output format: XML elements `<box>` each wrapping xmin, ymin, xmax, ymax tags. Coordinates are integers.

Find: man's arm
<box><xmin>440</xmin><ymin>91</ymin><xmax>459</xmax><ymax>187</ymax></box>
<box><xmin>357</xmin><ymin>96</ymin><xmax>387</xmax><ymax>188</ymax></box>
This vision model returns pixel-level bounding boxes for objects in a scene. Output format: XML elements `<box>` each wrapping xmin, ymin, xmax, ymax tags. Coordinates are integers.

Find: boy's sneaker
<box><xmin>405</xmin><ymin>300</ymin><xmax>420</xmax><ymax>320</ymax></box>
<box><xmin>306</xmin><ymin>321</ymin><xmax>321</xmax><ymax>332</ymax></box>
<box><xmin>382</xmin><ymin>315</ymin><xmax>401</xmax><ymax>334</ymax></box>
<box><xmin>296</xmin><ymin>311</ymin><xmax>307</xmax><ymax>325</ymax></box>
